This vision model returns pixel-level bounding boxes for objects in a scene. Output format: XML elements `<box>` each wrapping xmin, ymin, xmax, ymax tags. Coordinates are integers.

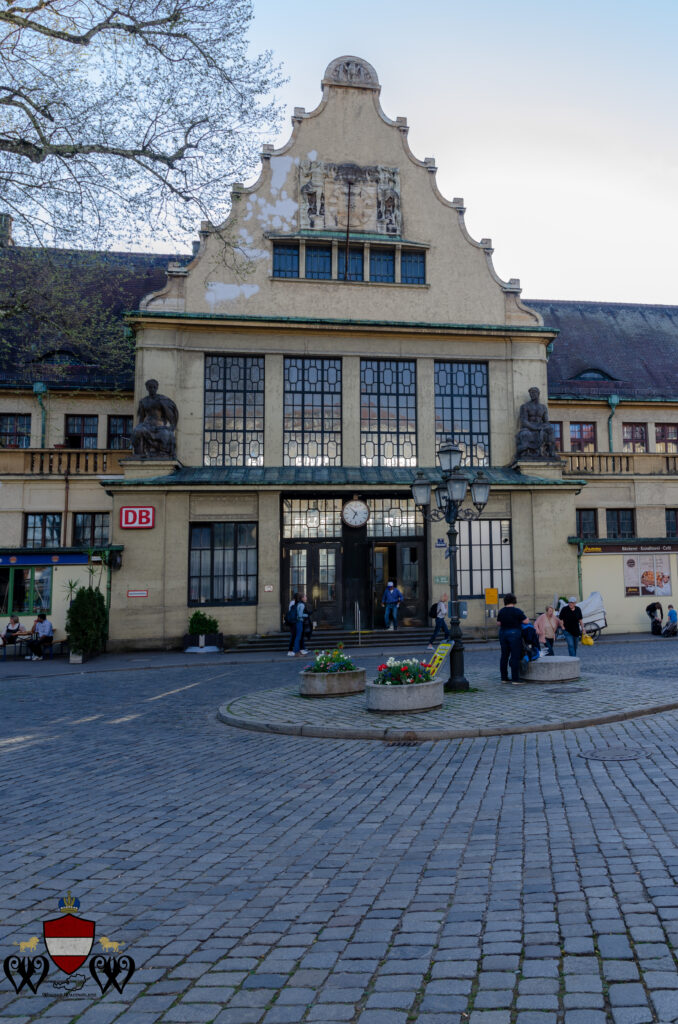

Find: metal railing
<box><xmin>561</xmin><ymin>452</ymin><xmax>678</xmax><ymax>475</ymax></box>
<box><xmin>0</xmin><ymin>448</ymin><xmax>126</xmax><ymax>475</ymax></box>
<box><xmin>354</xmin><ymin>601</ymin><xmax>362</xmax><ymax>646</ymax></box>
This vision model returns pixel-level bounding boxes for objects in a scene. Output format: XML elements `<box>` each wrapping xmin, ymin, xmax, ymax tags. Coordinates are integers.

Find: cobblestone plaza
<box><xmin>3</xmin><ymin>639</ymin><xmax>678</xmax><ymax>1023</ymax></box>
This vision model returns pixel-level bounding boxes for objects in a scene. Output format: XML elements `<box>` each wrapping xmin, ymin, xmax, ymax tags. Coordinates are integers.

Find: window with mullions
<box><xmin>337</xmin><ymin>246</ymin><xmax>364</xmax><ymax>281</ymax></box>
<box><xmin>107</xmin><ymin>415</ymin><xmax>133</xmax><ymax>450</ymax></box>
<box><xmin>73</xmin><ymin>513</ymin><xmax>110</xmax><ymax>547</ymax></box>
<box><xmin>284</xmin><ymin>358</ymin><xmax>341</xmax><ymax>466</ymax></box>
<box><xmin>366</xmin><ymin>498</ymin><xmax>423</xmax><ymax>538</ymax></box>
<box><xmin>305</xmin><ymin>245</ymin><xmax>332</xmax><ymax>279</ymax></box>
<box><xmin>65</xmin><ymin>414</ymin><xmax>98</xmax><ymax>449</ymax></box>
<box><xmin>188</xmin><ymin>522</ymin><xmax>257</xmax><ymax>605</ymax></box>
<box><xmin>456</xmin><ymin>519</ymin><xmax>512</xmax><ymax>598</ymax></box>
<box><xmin>369</xmin><ymin>248</ymin><xmax>395</xmax><ymax>282</ymax></box>
<box><xmin>401</xmin><ymin>250</ymin><xmax>425</xmax><ymax>284</ymax></box>
<box><xmin>204</xmin><ymin>355</ymin><xmax>265</xmax><ymax>466</ymax></box>
<box><xmin>576</xmin><ymin>509</ymin><xmax>598</xmax><ymax>539</ymax></box>
<box><xmin>434</xmin><ymin>361</ymin><xmax>489</xmax><ymax>467</ymax></box>
<box><xmin>0</xmin><ymin>565</ymin><xmax>52</xmax><ymax>615</ymax></box>
<box><xmin>656</xmin><ymin>424</ymin><xmax>678</xmax><ymax>454</ymax></box>
<box><xmin>272</xmin><ymin>243</ymin><xmax>299</xmax><ymax>278</ymax></box>
<box><xmin>361</xmin><ymin>360</ymin><xmax>417</xmax><ymax>466</ymax></box>
<box><xmin>667</xmin><ymin>509</ymin><xmax>678</xmax><ymax>538</ymax></box>
<box><xmin>622</xmin><ymin>423</ymin><xmax>647</xmax><ymax>453</ymax></box>
<box><xmin>282</xmin><ymin>498</ymin><xmax>342</xmax><ymax>539</ymax></box>
<box><xmin>0</xmin><ymin>413</ymin><xmax>31</xmax><ymax>447</ymax></box>
<box><xmin>25</xmin><ymin>513</ymin><xmax>61</xmax><ymax>548</ymax></box>
<box><xmin>606</xmin><ymin>508</ymin><xmax>635</xmax><ymax>539</ymax></box>
<box><xmin>570</xmin><ymin>422</ymin><xmax>596</xmax><ymax>453</ymax></box>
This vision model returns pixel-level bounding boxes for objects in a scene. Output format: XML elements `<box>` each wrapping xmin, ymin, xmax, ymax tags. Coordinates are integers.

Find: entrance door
<box><xmin>282</xmin><ymin>543</ymin><xmax>342</xmax><ymax>627</ymax></box>
<box><xmin>371</xmin><ymin>540</ymin><xmax>426</xmax><ymax>626</ymax></box>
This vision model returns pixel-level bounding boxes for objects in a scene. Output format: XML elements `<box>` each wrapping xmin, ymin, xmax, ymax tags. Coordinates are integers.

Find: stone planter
<box><xmin>366</xmin><ymin>678</ymin><xmax>444</xmax><ymax>713</ymax></box>
<box><xmin>521</xmin><ymin>655</ymin><xmax>581</xmax><ymax>683</ymax></box>
<box><xmin>300</xmin><ymin>668</ymin><xmax>366</xmax><ymax>697</ymax></box>
<box><xmin>183</xmin><ymin>632</ymin><xmax>223</xmax><ymax>652</ymax></box>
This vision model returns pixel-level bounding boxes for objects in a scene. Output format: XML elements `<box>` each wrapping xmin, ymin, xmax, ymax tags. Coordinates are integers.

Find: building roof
<box><xmin>530</xmin><ymin>300</ymin><xmax>678</xmax><ymax>402</ymax></box>
<box><xmin>104</xmin><ymin>465</ymin><xmax>583</xmax><ymax>488</ymax></box>
<box><xmin>0</xmin><ymin>247</ymin><xmax>189</xmax><ymax>390</ymax></box>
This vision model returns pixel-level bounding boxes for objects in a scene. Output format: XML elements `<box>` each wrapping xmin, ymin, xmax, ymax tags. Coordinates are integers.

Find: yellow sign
<box><xmin>485</xmin><ymin>587</ymin><xmax>498</xmax><ymax>605</ymax></box>
<box><xmin>427</xmin><ymin>642</ymin><xmax>452</xmax><ymax>678</ymax></box>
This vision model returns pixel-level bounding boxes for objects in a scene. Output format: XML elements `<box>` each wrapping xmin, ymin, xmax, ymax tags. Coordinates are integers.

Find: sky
<box><xmin>246</xmin><ymin>0</ymin><xmax>678</xmax><ymax>304</ymax></box>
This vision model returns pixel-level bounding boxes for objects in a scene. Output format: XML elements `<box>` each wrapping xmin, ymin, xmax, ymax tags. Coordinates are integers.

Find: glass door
<box><xmin>282</xmin><ymin>543</ymin><xmax>342</xmax><ymax>627</ymax></box>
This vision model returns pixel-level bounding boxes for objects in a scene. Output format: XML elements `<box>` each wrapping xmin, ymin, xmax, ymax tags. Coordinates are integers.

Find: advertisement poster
<box><xmin>624</xmin><ymin>553</ymin><xmax>672</xmax><ymax>597</ymax></box>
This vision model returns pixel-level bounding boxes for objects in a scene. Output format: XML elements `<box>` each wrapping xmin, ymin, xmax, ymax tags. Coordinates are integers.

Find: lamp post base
<box><xmin>444</xmin><ymin>678</ymin><xmax>470</xmax><ymax>693</ymax></box>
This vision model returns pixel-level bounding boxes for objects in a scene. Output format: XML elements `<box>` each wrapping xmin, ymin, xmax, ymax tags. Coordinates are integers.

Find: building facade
<box><xmin>1</xmin><ymin>57</ymin><xmax>677</xmax><ymax>645</ymax></box>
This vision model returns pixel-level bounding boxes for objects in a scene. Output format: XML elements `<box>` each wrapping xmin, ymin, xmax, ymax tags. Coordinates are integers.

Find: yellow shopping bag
<box><xmin>581</xmin><ymin>634</ymin><xmax>594</xmax><ymax>646</ymax></box>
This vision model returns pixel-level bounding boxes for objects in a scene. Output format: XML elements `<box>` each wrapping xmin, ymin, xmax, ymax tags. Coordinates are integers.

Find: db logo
<box><xmin>120</xmin><ymin>506</ymin><xmax>155</xmax><ymax>529</ymax></box>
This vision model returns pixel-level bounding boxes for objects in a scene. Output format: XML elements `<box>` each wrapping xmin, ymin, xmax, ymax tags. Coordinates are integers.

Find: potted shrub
<box><xmin>66</xmin><ymin>586</ymin><xmax>107</xmax><ymax>664</ymax></box>
<box><xmin>299</xmin><ymin>645</ymin><xmax>366</xmax><ymax>697</ymax></box>
<box><xmin>184</xmin><ymin>611</ymin><xmax>223</xmax><ymax>652</ymax></box>
<box><xmin>366</xmin><ymin>657</ymin><xmax>443</xmax><ymax>713</ymax></box>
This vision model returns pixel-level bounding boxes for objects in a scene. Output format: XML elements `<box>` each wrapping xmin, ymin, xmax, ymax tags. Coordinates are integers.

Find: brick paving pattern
<box><xmin>1</xmin><ymin>639</ymin><xmax>678</xmax><ymax>1023</ymax></box>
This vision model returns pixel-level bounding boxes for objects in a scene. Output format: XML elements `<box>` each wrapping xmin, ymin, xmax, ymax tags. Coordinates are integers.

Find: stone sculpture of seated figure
<box><xmin>515</xmin><ymin>386</ymin><xmax>558</xmax><ymax>461</ymax></box>
<box><xmin>131</xmin><ymin>379</ymin><xmax>179</xmax><ymax>460</ymax></box>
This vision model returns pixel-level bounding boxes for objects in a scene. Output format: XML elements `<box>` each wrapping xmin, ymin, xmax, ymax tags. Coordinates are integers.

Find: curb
<box><xmin>216</xmin><ymin>698</ymin><xmax>678</xmax><ymax>742</ymax></box>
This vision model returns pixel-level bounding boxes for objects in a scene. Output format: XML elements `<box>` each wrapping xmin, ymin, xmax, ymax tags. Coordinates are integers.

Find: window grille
<box><xmin>361</xmin><ymin>359</ymin><xmax>417</xmax><ymax>467</ymax></box>
<box><xmin>456</xmin><ymin>519</ymin><xmax>512</xmax><ymax>597</ymax></box>
<box><xmin>434</xmin><ymin>362</ymin><xmax>489</xmax><ymax>466</ymax></box>
<box><xmin>283</xmin><ymin>358</ymin><xmax>341</xmax><ymax>466</ymax></box>
<box><xmin>204</xmin><ymin>355</ymin><xmax>265</xmax><ymax>466</ymax></box>
<box><xmin>401</xmin><ymin>250</ymin><xmax>425</xmax><ymax>284</ymax></box>
<box><xmin>305</xmin><ymin>246</ymin><xmax>332</xmax><ymax>279</ymax></box>
<box><xmin>369</xmin><ymin>247</ymin><xmax>395</xmax><ymax>282</ymax></box>
<box><xmin>272</xmin><ymin>244</ymin><xmax>299</xmax><ymax>278</ymax></box>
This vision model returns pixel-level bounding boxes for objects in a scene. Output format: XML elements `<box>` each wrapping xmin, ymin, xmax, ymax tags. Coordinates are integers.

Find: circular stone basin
<box><xmin>521</xmin><ymin>655</ymin><xmax>581</xmax><ymax>683</ymax></box>
<box><xmin>299</xmin><ymin>669</ymin><xmax>366</xmax><ymax>697</ymax></box>
<box><xmin>366</xmin><ymin>678</ymin><xmax>444</xmax><ymax>713</ymax></box>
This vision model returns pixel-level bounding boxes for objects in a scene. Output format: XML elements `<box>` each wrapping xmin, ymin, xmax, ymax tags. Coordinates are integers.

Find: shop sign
<box><xmin>583</xmin><ymin>542</ymin><xmax>678</xmax><ymax>554</ymax></box>
<box><xmin>120</xmin><ymin>506</ymin><xmax>155</xmax><ymax>529</ymax></box>
<box><xmin>623</xmin><ymin>553</ymin><xmax>672</xmax><ymax>598</ymax></box>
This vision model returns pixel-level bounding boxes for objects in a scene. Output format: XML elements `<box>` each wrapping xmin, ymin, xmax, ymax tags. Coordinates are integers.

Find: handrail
<box><xmin>354</xmin><ymin>601</ymin><xmax>361</xmax><ymax>646</ymax></box>
<box><xmin>561</xmin><ymin>452</ymin><xmax>678</xmax><ymax>475</ymax></box>
<box><xmin>0</xmin><ymin>448</ymin><xmax>127</xmax><ymax>475</ymax></box>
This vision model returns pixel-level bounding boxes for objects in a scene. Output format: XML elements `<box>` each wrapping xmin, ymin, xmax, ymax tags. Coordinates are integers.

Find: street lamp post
<box><xmin>411</xmin><ymin>439</ymin><xmax>491</xmax><ymax>692</ymax></box>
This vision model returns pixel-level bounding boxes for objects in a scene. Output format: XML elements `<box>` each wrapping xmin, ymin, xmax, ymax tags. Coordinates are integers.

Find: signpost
<box><xmin>484</xmin><ymin>587</ymin><xmax>499</xmax><ymax>641</ymax></box>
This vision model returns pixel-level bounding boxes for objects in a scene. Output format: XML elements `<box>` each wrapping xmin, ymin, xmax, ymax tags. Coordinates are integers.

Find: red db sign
<box><xmin>120</xmin><ymin>506</ymin><xmax>155</xmax><ymax>529</ymax></box>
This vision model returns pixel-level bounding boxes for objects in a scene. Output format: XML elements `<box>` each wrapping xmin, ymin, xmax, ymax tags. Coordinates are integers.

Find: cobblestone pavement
<box><xmin>2</xmin><ymin>642</ymin><xmax>678</xmax><ymax>1024</ymax></box>
<box><xmin>222</xmin><ymin>639</ymin><xmax>678</xmax><ymax>738</ymax></box>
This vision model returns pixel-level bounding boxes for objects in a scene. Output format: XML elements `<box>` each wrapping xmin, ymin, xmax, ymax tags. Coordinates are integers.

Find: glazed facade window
<box><xmin>188</xmin><ymin>522</ymin><xmax>257</xmax><ymax>605</ymax></box>
<box><xmin>204</xmin><ymin>355</ymin><xmax>265</xmax><ymax>467</ymax></box>
<box><xmin>283</xmin><ymin>358</ymin><xmax>342</xmax><ymax>467</ymax></box>
<box><xmin>434</xmin><ymin>361</ymin><xmax>490</xmax><ymax>466</ymax></box>
<box><xmin>360</xmin><ymin>359</ymin><xmax>417</xmax><ymax>467</ymax></box>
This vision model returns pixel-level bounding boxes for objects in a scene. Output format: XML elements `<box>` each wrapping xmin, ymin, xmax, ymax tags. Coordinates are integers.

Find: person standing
<box><xmin>427</xmin><ymin>593</ymin><xmax>450</xmax><ymax>649</ymax></box>
<box><xmin>497</xmin><ymin>593</ymin><xmax>528</xmax><ymax>684</ymax></box>
<box><xmin>381</xmin><ymin>581</ymin><xmax>403</xmax><ymax>631</ymax></box>
<box><xmin>560</xmin><ymin>597</ymin><xmax>585</xmax><ymax>656</ymax></box>
<box><xmin>292</xmin><ymin>593</ymin><xmax>309</xmax><ymax>657</ymax></box>
<box><xmin>286</xmin><ymin>592</ymin><xmax>300</xmax><ymax>656</ymax></box>
<box><xmin>534</xmin><ymin>605</ymin><xmax>563</xmax><ymax>656</ymax></box>
<box><xmin>25</xmin><ymin>612</ymin><xmax>53</xmax><ymax>661</ymax></box>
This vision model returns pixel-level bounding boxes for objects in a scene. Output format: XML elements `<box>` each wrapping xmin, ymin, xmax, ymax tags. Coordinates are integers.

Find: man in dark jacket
<box><xmin>560</xmin><ymin>597</ymin><xmax>585</xmax><ymax>656</ymax></box>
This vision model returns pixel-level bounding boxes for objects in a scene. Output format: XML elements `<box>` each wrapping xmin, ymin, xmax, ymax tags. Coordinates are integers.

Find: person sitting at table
<box><xmin>1</xmin><ymin>615</ymin><xmax>25</xmax><ymax>646</ymax></box>
<box><xmin>25</xmin><ymin>613</ymin><xmax>53</xmax><ymax>661</ymax></box>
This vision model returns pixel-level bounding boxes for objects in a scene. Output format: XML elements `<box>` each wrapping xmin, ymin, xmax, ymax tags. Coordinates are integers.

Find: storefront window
<box><xmin>188</xmin><ymin>522</ymin><xmax>257</xmax><ymax>605</ymax></box>
<box><xmin>456</xmin><ymin>519</ymin><xmax>512</xmax><ymax>598</ymax></box>
<box><xmin>283</xmin><ymin>358</ymin><xmax>342</xmax><ymax>466</ymax></box>
<box><xmin>360</xmin><ymin>359</ymin><xmax>417</xmax><ymax>466</ymax></box>
<box><xmin>0</xmin><ymin>565</ymin><xmax>52</xmax><ymax>614</ymax></box>
<box><xmin>434</xmin><ymin>362</ymin><xmax>489</xmax><ymax>466</ymax></box>
<box><xmin>204</xmin><ymin>355</ymin><xmax>265</xmax><ymax>466</ymax></box>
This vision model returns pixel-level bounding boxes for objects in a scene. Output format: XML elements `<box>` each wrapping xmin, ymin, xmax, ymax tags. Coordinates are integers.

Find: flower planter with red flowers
<box><xmin>366</xmin><ymin>657</ymin><xmax>443</xmax><ymax>713</ymax></box>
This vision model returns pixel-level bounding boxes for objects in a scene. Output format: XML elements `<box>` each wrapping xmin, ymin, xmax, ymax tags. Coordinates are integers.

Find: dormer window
<box><xmin>572</xmin><ymin>368</ymin><xmax>614</xmax><ymax>381</ymax></box>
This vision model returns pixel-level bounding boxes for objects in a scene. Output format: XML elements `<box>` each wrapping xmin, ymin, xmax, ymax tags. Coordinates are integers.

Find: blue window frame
<box><xmin>337</xmin><ymin>246</ymin><xmax>364</xmax><ymax>281</ymax></box>
<box><xmin>305</xmin><ymin>245</ymin><xmax>332</xmax><ymax>280</ymax></box>
<box><xmin>401</xmin><ymin>250</ymin><xmax>425</xmax><ymax>284</ymax></box>
<box><xmin>369</xmin><ymin>247</ymin><xmax>395</xmax><ymax>283</ymax></box>
<box><xmin>272</xmin><ymin>244</ymin><xmax>299</xmax><ymax>278</ymax></box>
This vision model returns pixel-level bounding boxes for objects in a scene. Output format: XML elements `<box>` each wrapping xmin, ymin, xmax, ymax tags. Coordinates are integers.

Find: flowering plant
<box><xmin>372</xmin><ymin>657</ymin><xmax>433</xmax><ymax>686</ymax></box>
<box><xmin>304</xmin><ymin>644</ymin><xmax>357</xmax><ymax>673</ymax></box>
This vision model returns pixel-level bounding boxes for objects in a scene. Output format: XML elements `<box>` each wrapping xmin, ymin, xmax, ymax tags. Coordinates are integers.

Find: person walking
<box><xmin>497</xmin><ymin>593</ymin><xmax>529</xmax><ymax>684</ymax></box>
<box><xmin>534</xmin><ymin>605</ymin><xmax>563</xmax><ymax>656</ymax></box>
<box><xmin>560</xmin><ymin>596</ymin><xmax>585</xmax><ymax>656</ymax></box>
<box><xmin>381</xmin><ymin>581</ymin><xmax>403</xmax><ymax>631</ymax></box>
<box><xmin>427</xmin><ymin>593</ymin><xmax>450</xmax><ymax>649</ymax></box>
